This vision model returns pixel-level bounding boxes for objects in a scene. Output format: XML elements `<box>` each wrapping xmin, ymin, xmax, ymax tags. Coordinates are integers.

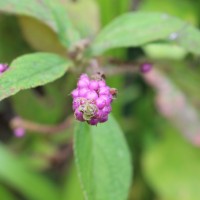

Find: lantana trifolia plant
<box><xmin>0</xmin><ymin>1</ymin><xmax>200</xmax><ymax>200</ymax></box>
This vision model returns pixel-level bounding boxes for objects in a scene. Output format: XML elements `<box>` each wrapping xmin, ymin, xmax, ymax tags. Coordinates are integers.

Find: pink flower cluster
<box><xmin>71</xmin><ymin>74</ymin><xmax>116</xmax><ymax>125</ymax></box>
<box><xmin>0</xmin><ymin>63</ymin><xmax>8</xmax><ymax>74</ymax></box>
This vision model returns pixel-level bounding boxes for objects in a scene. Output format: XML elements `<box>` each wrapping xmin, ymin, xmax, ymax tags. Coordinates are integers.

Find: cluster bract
<box><xmin>71</xmin><ymin>74</ymin><xmax>116</xmax><ymax>125</ymax></box>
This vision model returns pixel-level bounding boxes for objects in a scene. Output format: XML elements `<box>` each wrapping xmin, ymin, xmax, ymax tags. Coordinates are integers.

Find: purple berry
<box><xmin>89</xmin><ymin>80</ymin><xmax>99</xmax><ymax>91</ymax></box>
<box><xmin>77</xmin><ymin>79</ymin><xmax>89</xmax><ymax>88</ymax></box>
<box><xmin>79</xmin><ymin>88</ymin><xmax>89</xmax><ymax>97</ymax></box>
<box><xmin>99</xmin><ymin>115</ymin><xmax>108</xmax><ymax>123</ymax></box>
<box><xmin>140</xmin><ymin>63</ymin><xmax>152</xmax><ymax>73</ymax></box>
<box><xmin>99</xmin><ymin>86</ymin><xmax>110</xmax><ymax>95</ymax></box>
<box><xmin>72</xmin><ymin>97</ymin><xmax>87</xmax><ymax>110</ymax></box>
<box><xmin>100</xmin><ymin>95</ymin><xmax>112</xmax><ymax>106</ymax></box>
<box><xmin>80</xmin><ymin>74</ymin><xmax>89</xmax><ymax>79</ymax></box>
<box><xmin>102</xmin><ymin>105</ymin><xmax>112</xmax><ymax>114</ymax></box>
<box><xmin>88</xmin><ymin>118</ymin><xmax>99</xmax><ymax>125</ymax></box>
<box><xmin>108</xmin><ymin>94</ymin><xmax>113</xmax><ymax>103</ymax></box>
<box><xmin>97</xmin><ymin>110</ymin><xmax>106</xmax><ymax>118</ymax></box>
<box><xmin>71</xmin><ymin>89</ymin><xmax>79</xmax><ymax>98</ymax></box>
<box><xmin>74</xmin><ymin>109</ymin><xmax>84</xmax><ymax>121</ymax></box>
<box><xmin>86</xmin><ymin>91</ymin><xmax>98</xmax><ymax>100</ymax></box>
<box><xmin>98</xmin><ymin>80</ymin><xmax>106</xmax><ymax>88</ymax></box>
<box><xmin>96</xmin><ymin>97</ymin><xmax>106</xmax><ymax>109</ymax></box>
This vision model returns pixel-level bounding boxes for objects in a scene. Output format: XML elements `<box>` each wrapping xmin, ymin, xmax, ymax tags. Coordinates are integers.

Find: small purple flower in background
<box><xmin>13</xmin><ymin>127</ymin><xmax>25</xmax><ymax>138</ymax></box>
<box><xmin>0</xmin><ymin>63</ymin><xmax>9</xmax><ymax>74</ymax></box>
<box><xmin>71</xmin><ymin>73</ymin><xmax>117</xmax><ymax>125</ymax></box>
<box><xmin>140</xmin><ymin>63</ymin><xmax>152</xmax><ymax>73</ymax></box>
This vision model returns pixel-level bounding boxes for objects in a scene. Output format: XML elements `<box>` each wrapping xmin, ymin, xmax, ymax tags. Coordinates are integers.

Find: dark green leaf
<box><xmin>0</xmin><ymin>53</ymin><xmax>72</xmax><ymax>101</ymax></box>
<box><xmin>74</xmin><ymin>115</ymin><xmax>132</xmax><ymax>200</ymax></box>
<box><xmin>0</xmin><ymin>15</ymin><xmax>31</xmax><ymax>62</ymax></box>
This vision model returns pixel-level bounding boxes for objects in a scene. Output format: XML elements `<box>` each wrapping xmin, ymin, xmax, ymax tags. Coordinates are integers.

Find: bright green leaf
<box><xmin>143</xmin><ymin>43</ymin><xmax>187</xmax><ymax>60</ymax></box>
<box><xmin>0</xmin><ymin>0</ymin><xmax>80</xmax><ymax>48</ymax></box>
<box><xmin>91</xmin><ymin>12</ymin><xmax>200</xmax><ymax>56</ymax></box>
<box><xmin>140</xmin><ymin>0</ymin><xmax>198</xmax><ymax>25</ymax></box>
<box><xmin>74</xmin><ymin>115</ymin><xmax>132</xmax><ymax>200</ymax></box>
<box><xmin>0</xmin><ymin>144</ymin><xmax>59</xmax><ymax>200</ymax></box>
<box><xmin>96</xmin><ymin>0</ymin><xmax>131</xmax><ymax>59</ymax></box>
<box><xmin>0</xmin><ymin>53</ymin><xmax>72</xmax><ymax>101</ymax></box>
<box><xmin>142</xmin><ymin>124</ymin><xmax>200</xmax><ymax>200</ymax></box>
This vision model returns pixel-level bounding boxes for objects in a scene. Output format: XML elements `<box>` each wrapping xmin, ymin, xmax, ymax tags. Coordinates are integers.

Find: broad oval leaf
<box><xmin>74</xmin><ymin>115</ymin><xmax>132</xmax><ymax>200</ymax></box>
<box><xmin>0</xmin><ymin>53</ymin><xmax>72</xmax><ymax>101</ymax></box>
<box><xmin>91</xmin><ymin>12</ymin><xmax>200</xmax><ymax>56</ymax></box>
<box><xmin>0</xmin><ymin>0</ymin><xmax>80</xmax><ymax>48</ymax></box>
<box><xmin>0</xmin><ymin>144</ymin><xmax>59</xmax><ymax>200</ymax></box>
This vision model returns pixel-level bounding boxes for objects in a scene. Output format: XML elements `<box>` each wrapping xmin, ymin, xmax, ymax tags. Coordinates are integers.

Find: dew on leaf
<box><xmin>169</xmin><ymin>32</ymin><xmax>179</xmax><ymax>40</ymax></box>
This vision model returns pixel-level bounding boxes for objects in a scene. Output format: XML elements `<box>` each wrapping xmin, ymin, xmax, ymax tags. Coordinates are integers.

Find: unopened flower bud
<box><xmin>140</xmin><ymin>63</ymin><xmax>152</xmax><ymax>73</ymax></box>
<box><xmin>14</xmin><ymin>127</ymin><xmax>25</xmax><ymax>138</ymax></box>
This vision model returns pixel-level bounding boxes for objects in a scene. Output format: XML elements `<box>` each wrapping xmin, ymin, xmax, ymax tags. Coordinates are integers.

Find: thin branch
<box><xmin>102</xmin><ymin>64</ymin><xmax>139</xmax><ymax>76</ymax></box>
<box><xmin>10</xmin><ymin>116</ymin><xmax>74</xmax><ymax>135</ymax></box>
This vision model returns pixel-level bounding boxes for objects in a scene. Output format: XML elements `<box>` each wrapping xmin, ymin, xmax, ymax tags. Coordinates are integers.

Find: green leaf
<box><xmin>0</xmin><ymin>144</ymin><xmax>59</xmax><ymax>200</ymax></box>
<box><xmin>74</xmin><ymin>115</ymin><xmax>132</xmax><ymax>200</ymax></box>
<box><xmin>143</xmin><ymin>43</ymin><xmax>187</xmax><ymax>60</ymax></box>
<box><xmin>142</xmin><ymin>123</ymin><xmax>200</xmax><ymax>200</ymax></box>
<box><xmin>96</xmin><ymin>0</ymin><xmax>131</xmax><ymax>59</ymax></box>
<box><xmin>91</xmin><ymin>12</ymin><xmax>200</xmax><ymax>56</ymax></box>
<box><xmin>62</xmin><ymin>160</ymin><xmax>84</xmax><ymax>200</ymax></box>
<box><xmin>140</xmin><ymin>0</ymin><xmax>198</xmax><ymax>25</ymax></box>
<box><xmin>0</xmin><ymin>0</ymin><xmax>80</xmax><ymax>48</ymax></box>
<box><xmin>65</xmin><ymin>0</ymin><xmax>100</xmax><ymax>37</ymax></box>
<box><xmin>18</xmin><ymin>16</ymin><xmax>66</xmax><ymax>55</ymax></box>
<box><xmin>0</xmin><ymin>184</ymin><xmax>17</xmax><ymax>200</ymax></box>
<box><xmin>0</xmin><ymin>53</ymin><xmax>72</xmax><ymax>101</ymax></box>
<box><xmin>0</xmin><ymin>15</ymin><xmax>31</xmax><ymax>62</ymax></box>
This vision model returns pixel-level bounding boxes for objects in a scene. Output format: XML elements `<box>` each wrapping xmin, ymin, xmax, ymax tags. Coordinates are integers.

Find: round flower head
<box><xmin>71</xmin><ymin>73</ymin><xmax>117</xmax><ymax>125</ymax></box>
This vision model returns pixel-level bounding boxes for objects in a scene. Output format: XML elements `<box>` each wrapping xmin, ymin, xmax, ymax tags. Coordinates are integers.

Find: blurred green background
<box><xmin>0</xmin><ymin>0</ymin><xmax>200</xmax><ymax>200</ymax></box>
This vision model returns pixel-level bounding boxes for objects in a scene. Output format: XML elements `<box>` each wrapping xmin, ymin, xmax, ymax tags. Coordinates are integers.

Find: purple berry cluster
<box><xmin>0</xmin><ymin>63</ymin><xmax>8</xmax><ymax>74</ymax></box>
<box><xmin>71</xmin><ymin>74</ymin><xmax>117</xmax><ymax>125</ymax></box>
